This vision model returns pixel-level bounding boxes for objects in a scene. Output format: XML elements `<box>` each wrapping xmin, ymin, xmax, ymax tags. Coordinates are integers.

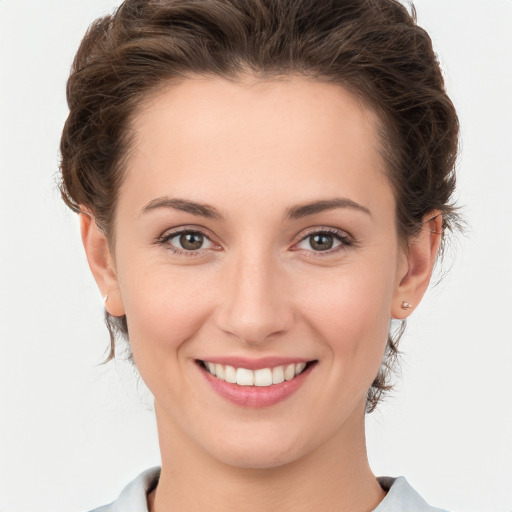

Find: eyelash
<box><xmin>155</xmin><ymin>228</ymin><xmax>219</xmax><ymax>257</ymax></box>
<box><xmin>293</xmin><ymin>228</ymin><xmax>354</xmax><ymax>257</ymax></box>
<box><xmin>155</xmin><ymin>227</ymin><xmax>354</xmax><ymax>257</ymax></box>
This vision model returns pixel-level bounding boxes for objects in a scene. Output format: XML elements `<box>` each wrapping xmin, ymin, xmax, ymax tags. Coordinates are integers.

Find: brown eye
<box><xmin>295</xmin><ymin>229</ymin><xmax>351</xmax><ymax>254</ymax></box>
<box><xmin>179</xmin><ymin>232</ymin><xmax>204</xmax><ymax>250</ymax></box>
<box><xmin>309</xmin><ymin>233</ymin><xmax>334</xmax><ymax>251</ymax></box>
<box><xmin>161</xmin><ymin>230</ymin><xmax>215</xmax><ymax>253</ymax></box>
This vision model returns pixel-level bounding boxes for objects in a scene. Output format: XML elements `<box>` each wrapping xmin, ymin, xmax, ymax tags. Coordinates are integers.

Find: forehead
<box><xmin>122</xmin><ymin>75</ymin><xmax>392</xmax><ymax>216</ymax></box>
<box><xmin>131</xmin><ymin>74</ymin><xmax>382</xmax><ymax>155</ymax></box>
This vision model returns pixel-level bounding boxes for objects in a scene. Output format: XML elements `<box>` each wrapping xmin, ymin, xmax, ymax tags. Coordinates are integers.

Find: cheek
<box><xmin>119</xmin><ymin>265</ymin><xmax>213</xmax><ymax>358</ymax></box>
<box><xmin>299</xmin><ymin>264</ymin><xmax>394</xmax><ymax>373</ymax></box>
<box><xmin>118</xmin><ymin>265</ymin><xmax>220</xmax><ymax>409</ymax></box>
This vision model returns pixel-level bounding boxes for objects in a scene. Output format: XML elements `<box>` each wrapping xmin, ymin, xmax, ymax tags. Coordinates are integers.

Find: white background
<box><xmin>0</xmin><ymin>1</ymin><xmax>511</xmax><ymax>511</ymax></box>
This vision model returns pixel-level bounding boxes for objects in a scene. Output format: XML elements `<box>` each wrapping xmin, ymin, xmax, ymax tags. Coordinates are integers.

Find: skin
<box><xmin>82</xmin><ymin>75</ymin><xmax>442</xmax><ymax>512</ymax></box>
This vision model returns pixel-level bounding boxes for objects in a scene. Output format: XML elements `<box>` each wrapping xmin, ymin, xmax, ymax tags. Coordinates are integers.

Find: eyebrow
<box><xmin>141</xmin><ymin>197</ymin><xmax>225</xmax><ymax>220</ymax></box>
<box><xmin>285</xmin><ymin>198</ymin><xmax>371</xmax><ymax>220</ymax></box>
<box><xmin>141</xmin><ymin>196</ymin><xmax>371</xmax><ymax>221</ymax></box>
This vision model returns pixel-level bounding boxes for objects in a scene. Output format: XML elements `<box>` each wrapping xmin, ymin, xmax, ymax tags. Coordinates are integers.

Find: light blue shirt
<box><xmin>89</xmin><ymin>467</ymin><xmax>448</xmax><ymax>512</ymax></box>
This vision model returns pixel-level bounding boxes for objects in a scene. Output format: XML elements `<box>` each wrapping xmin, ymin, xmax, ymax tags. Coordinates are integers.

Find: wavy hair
<box><xmin>60</xmin><ymin>0</ymin><xmax>460</xmax><ymax>412</ymax></box>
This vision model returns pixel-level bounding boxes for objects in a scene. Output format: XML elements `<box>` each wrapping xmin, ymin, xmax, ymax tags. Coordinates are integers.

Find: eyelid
<box><xmin>154</xmin><ymin>225</ymin><xmax>355</xmax><ymax>257</ymax></box>
<box><xmin>155</xmin><ymin>225</ymin><xmax>222</xmax><ymax>255</ymax></box>
<box><xmin>291</xmin><ymin>227</ymin><xmax>354</xmax><ymax>255</ymax></box>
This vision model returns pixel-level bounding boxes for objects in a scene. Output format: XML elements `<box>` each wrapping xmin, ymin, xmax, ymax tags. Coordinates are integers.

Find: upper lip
<box><xmin>196</xmin><ymin>356</ymin><xmax>314</xmax><ymax>370</ymax></box>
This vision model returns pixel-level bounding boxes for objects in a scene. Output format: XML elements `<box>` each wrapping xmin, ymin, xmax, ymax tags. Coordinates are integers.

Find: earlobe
<box><xmin>80</xmin><ymin>211</ymin><xmax>125</xmax><ymax>317</ymax></box>
<box><xmin>391</xmin><ymin>212</ymin><xmax>443</xmax><ymax>319</ymax></box>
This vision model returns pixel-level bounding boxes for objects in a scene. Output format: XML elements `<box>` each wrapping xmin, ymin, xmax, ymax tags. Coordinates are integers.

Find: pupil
<box><xmin>310</xmin><ymin>234</ymin><xmax>333</xmax><ymax>251</ymax></box>
<box><xmin>180</xmin><ymin>232</ymin><xmax>203</xmax><ymax>250</ymax></box>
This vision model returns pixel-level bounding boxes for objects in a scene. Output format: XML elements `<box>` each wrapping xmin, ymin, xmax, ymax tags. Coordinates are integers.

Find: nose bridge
<box><xmin>216</xmin><ymin>244</ymin><xmax>292</xmax><ymax>345</ymax></box>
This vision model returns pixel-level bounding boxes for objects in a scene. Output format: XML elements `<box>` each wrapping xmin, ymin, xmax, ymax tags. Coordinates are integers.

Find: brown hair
<box><xmin>60</xmin><ymin>0</ymin><xmax>460</xmax><ymax>412</ymax></box>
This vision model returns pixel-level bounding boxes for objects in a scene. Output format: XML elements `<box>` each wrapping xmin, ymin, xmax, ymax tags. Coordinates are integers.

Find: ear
<box><xmin>80</xmin><ymin>211</ymin><xmax>125</xmax><ymax>317</ymax></box>
<box><xmin>391</xmin><ymin>212</ymin><xmax>443</xmax><ymax>319</ymax></box>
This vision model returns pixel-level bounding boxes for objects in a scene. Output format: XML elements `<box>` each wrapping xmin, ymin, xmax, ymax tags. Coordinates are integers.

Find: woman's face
<box><xmin>105</xmin><ymin>76</ymin><xmax>410</xmax><ymax>468</ymax></box>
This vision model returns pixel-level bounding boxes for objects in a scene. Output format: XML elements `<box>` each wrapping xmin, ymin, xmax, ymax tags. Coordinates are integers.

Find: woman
<box><xmin>59</xmin><ymin>0</ymin><xmax>459</xmax><ymax>510</ymax></box>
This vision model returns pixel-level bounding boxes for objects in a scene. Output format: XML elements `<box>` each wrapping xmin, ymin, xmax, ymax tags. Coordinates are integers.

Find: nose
<box><xmin>214</xmin><ymin>249</ymin><xmax>294</xmax><ymax>346</ymax></box>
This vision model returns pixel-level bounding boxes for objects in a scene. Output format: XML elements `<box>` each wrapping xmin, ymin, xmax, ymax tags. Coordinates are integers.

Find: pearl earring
<box><xmin>401</xmin><ymin>301</ymin><xmax>412</xmax><ymax>310</ymax></box>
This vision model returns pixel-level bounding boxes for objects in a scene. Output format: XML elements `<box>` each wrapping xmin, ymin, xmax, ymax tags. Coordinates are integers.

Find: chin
<box><xmin>213</xmin><ymin>446</ymin><xmax>302</xmax><ymax>470</ymax></box>
<box><xmin>204</xmin><ymin>428</ymin><xmax>312</xmax><ymax>470</ymax></box>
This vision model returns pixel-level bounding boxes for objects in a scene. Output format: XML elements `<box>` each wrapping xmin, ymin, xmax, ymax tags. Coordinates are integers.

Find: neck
<box><xmin>149</xmin><ymin>400</ymin><xmax>385</xmax><ymax>512</ymax></box>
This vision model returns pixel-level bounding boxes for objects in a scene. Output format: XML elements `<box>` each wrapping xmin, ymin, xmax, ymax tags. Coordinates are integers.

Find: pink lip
<box><xmin>197</xmin><ymin>360</ymin><xmax>316</xmax><ymax>408</ymax></box>
<box><xmin>196</xmin><ymin>356</ymin><xmax>311</xmax><ymax>370</ymax></box>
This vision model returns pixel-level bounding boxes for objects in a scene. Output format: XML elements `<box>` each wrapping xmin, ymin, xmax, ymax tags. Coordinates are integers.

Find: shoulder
<box><xmin>87</xmin><ymin>467</ymin><xmax>160</xmax><ymax>512</ymax></box>
<box><xmin>374</xmin><ymin>476</ymin><xmax>449</xmax><ymax>512</ymax></box>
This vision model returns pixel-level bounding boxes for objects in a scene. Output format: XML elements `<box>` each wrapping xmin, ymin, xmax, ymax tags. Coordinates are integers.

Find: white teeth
<box><xmin>215</xmin><ymin>364</ymin><xmax>225</xmax><ymax>380</ymax></box>
<box><xmin>272</xmin><ymin>366</ymin><xmax>285</xmax><ymax>384</ymax></box>
<box><xmin>206</xmin><ymin>362</ymin><xmax>216</xmax><ymax>375</ymax></box>
<box><xmin>203</xmin><ymin>361</ymin><xmax>310</xmax><ymax>386</ymax></box>
<box><xmin>284</xmin><ymin>364</ymin><xmax>295</xmax><ymax>381</ymax></box>
<box><xmin>236</xmin><ymin>368</ymin><xmax>254</xmax><ymax>386</ymax></box>
<box><xmin>295</xmin><ymin>362</ymin><xmax>306</xmax><ymax>375</ymax></box>
<box><xmin>224</xmin><ymin>365</ymin><xmax>237</xmax><ymax>384</ymax></box>
<box><xmin>254</xmin><ymin>368</ymin><xmax>273</xmax><ymax>387</ymax></box>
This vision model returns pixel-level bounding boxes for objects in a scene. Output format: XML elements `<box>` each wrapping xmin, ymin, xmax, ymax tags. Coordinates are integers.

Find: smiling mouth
<box><xmin>197</xmin><ymin>360</ymin><xmax>317</xmax><ymax>387</ymax></box>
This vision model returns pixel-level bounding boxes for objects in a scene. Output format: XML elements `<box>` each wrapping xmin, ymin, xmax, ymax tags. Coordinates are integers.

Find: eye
<box><xmin>295</xmin><ymin>229</ymin><xmax>352</xmax><ymax>253</ymax></box>
<box><xmin>174</xmin><ymin>231</ymin><xmax>208</xmax><ymax>251</ymax></box>
<box><xmin>158</xmin><ymin>229</ymin><xmax>217</xmax><ymax>254</ymax></box>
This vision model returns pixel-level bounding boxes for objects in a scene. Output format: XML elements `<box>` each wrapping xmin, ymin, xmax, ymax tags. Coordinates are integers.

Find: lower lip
<box><xmin>198</xmin><ymin>362</ymin><xmax>315</xmax><ymax>408</ymax></box>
